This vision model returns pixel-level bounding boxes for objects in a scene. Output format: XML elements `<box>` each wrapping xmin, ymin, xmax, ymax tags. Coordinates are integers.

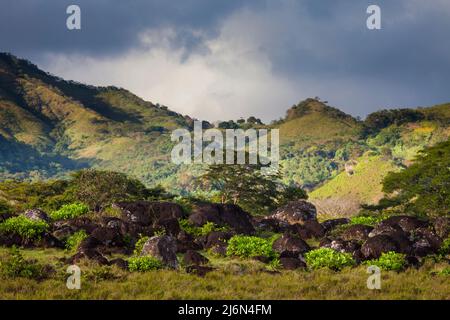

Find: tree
<box><xmin>199</xmin><ymin>157</ymin><xmax>307</xmax><ymax>215</ymax></box>
<box><xmin>381</xmin><ymin>140</ymin><xmax>450</xmax><ymax>217</ymax></box>
<box><xmin>69</xmin><ymin>169</ymin><xmax>151</xmax><ymax>211</ymax></box>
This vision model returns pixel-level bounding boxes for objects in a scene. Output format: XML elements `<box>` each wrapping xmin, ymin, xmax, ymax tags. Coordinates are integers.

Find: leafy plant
<box><xmin>226</xmin><ymin>236</ymin><xmax>278</xmax><ymax>260</ymax></box>
<box><xmin>50</xmin><ymin>202</ymin><xmax>89</xmax><ymax>220</ymax></box>
<box><xmin>179</xmin><ymin>219</ymin><xmax>227</xmax><ymax>237</ymax></box>
<box><xmin>439</xmin><ymin>237</ymin><xmax>450</xmax><ymax>255</ymax></box>
<box><xmin>65</xmin><ymin>230</ymin><xmax>88</xmax><ymax>252</ymax></box>
<box><xmin>128</xmin><ymin>256</ymin><xmax>164</xmax><ymax>272</ymax></box>
<box><xmin>365</xmin><ymin>251</ymin><xmax>406</xmax><ymax>271</ymax></box>
<box><xmin>133</xmin><ymin>235</ymin><xmax>150</xmax><ymax>256</ymax></box>
<box><xmin>350</xmin><ymin>215</ymin><xmax>382</xmax><ymax>226</ymax></box>
<box><xmin>0</xmin><ymin>215</ymin><xmax>49</xmax><ymax>240</ymax></box>
<box><xmin>0</xmin><ymin>247</ymin><xmax>45</xmax><ymax>279</ymax></box>
<box><xmin>305</xmin><ymin>248</ymin><xmax>355</xmax><ymax>271</ymax></box>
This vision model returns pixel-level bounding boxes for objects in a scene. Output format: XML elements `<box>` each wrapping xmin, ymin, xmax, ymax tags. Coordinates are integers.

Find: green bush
<box><xmin>350</xmin><ymin>216</ymin><xmax>382</xmax><ymax>226</ymax></box>
<box><xmin>439</xmin><ymin>237</ymin><xmax>450</xmax><ymax>255</ymax></box>
<box><xmin>0</xmin><ymin>247</ymin><xmax>45</xmax><ymax>279</ymax></box>
<box><xmin>305</xmin><ymin>248</ymin><xmax>355</xmax><ymax>271</ymax></box>
<box><xmin>133</xmin><ymin>235</ymin><xmax>150</xmax><ymax>256</ymax></box>
<box><xmin>50</xmin><ymin>202</ymin><xmax>89</xmax><ymax>220</ymax></box>
<box><xmin>365</xmin><ymin>251</ymin><xmax>406</xmax><ymax>271</ymax></box>
<box><xmin>128</xmin><ymin>256</ymin><xmax>164</xmax><ymax>272</ymax></box>
<box><xmin>179</xmin><ymin>219</ymin><xmax>227</xmax><ymax>237</ymax></box>
<box><xmin>226</xmin><ymin>236</ymin><xmax>278</xmax><ymax>260</ymax></box>
<box><xmin>0</xmin><ymin>216</ymin><xmax>49</xmax><ymax>240</ymax></box>
<box><xmin>65</xmin><ymin>230</ymin><xmax>88</xmax><ymax>252</ymax></box>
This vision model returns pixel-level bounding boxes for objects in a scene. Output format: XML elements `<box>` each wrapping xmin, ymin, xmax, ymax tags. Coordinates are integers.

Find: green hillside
<box><xmin>0</xmin><ymin>53</ymin><xmax>449</xmax><ymax>208</ymax></box>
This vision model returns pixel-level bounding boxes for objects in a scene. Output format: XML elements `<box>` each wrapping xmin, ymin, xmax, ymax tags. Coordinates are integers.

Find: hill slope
<box><xmin>0</xmin><ymin>53</ymin><xmax>449</xmax><ymax>210</ymax></box>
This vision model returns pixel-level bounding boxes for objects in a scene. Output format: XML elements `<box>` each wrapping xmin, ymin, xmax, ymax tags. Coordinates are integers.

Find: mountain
<box><xmin>0</xmin><ymin>53</ymin><xmax>449</xmax><ymax>214</ymax></box>
<box><xmin>0</xmin><ymin>52</ymin><xmax>192</xmax><ymax>184</ymax></box>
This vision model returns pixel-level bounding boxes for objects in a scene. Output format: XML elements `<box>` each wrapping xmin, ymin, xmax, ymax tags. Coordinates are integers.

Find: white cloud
<box><xmin>40</xmin><ymin>8</ymin><xmax>302</xmax><ymax>122</ymax></box>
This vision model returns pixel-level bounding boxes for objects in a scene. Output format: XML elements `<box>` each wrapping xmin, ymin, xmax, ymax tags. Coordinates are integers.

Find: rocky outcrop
<box><xmin>267</xmin><ymin>200</ymin><xmax>317</xmax><ymax>226</ymax></box>
<box><xmin>272</xmin><ymin>233</ymin><xmax>310</xmax><ymax>257</ymax></box>
<box><xmin>113</xmin><ymin>201</ymin><xmax>185</xmax><ymax>226</ymax></box>
<box><xmin>140</xmin><ymin>235</ymin><xmax>178</xmax><ymax>269</ymax></box>
<box><xmin>183</xmin><ymin>250</ymin><xmax>209</xmax><ymax>266</ymax></box>
<box><xmin>22</xmin><ymin>209</ymin><xmax>50</xmax><ymax>222</ymax></box>
<box><xmin>188</xmin><ymin>203</ymin><xmax>254</xmax><ymax>234</ymax></box>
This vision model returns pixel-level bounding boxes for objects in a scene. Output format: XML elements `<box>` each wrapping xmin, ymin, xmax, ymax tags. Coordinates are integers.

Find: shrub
<box><xmin>65</xmin><ymin>230</ymin><xmax>88</xmax><ymax>252</ymax></box>
<box><xmin>133</xmin><ymin>235</ymin><xmax>150</xmax><ymax>256</ymax></box>
<box><xmin>0</xmin><ymin>216</ymin><xmax>49</xmax><ymax>240</ymax></box>
<box><xmin>365</xmin><ymin>251</ymin><xmax>406</xmax><ymax>271</ymax></box>
<box><xmin>50</xmin><ymin>202</ymin><xmax>89</xmax><ymax>220</ymax></box>
<box><xmin>305</xmin><ymin>248</ymin><xmax>355</xmax><ymax>271</ymax></box>
<box><xmin>179</xmin><ymin>219</ymin><xmax>227</xmax><ymax>237</ymax></box>
<box><xmin>226</xmin><ymin>236</ymin><xmax>278</xmax><ymax>260</ymax></box>
<box><xmin>350</xmin><ymin>216</ymin><xmax>382</xmax><ymax>226</ymax></box>
<box><xmin>439</xmin><ymin>237</ymin><xmax>450</xmax><ymax>255</ymax></box>
<box><xmin>128</xmin><ymin>256</ymin><xmax>164</xmax><ymax>272</ymax></box>
<box><xmin>0</xmin><ymin>247</ymin><xmax>45</xmax><ymax>279</ymax></box>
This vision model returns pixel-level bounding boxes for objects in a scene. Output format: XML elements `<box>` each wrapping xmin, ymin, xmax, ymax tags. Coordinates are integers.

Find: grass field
<box><xmin>0</xmin><ymin>248</ymin><xmax>448</xmax><ymax>300</ymax></box>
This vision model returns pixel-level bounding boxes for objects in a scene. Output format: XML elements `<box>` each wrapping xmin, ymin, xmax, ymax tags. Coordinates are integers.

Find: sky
<box><xmin>1</xmin><ymin>0</ymin><xmax>449</xmax><ymax>122</ymax></box>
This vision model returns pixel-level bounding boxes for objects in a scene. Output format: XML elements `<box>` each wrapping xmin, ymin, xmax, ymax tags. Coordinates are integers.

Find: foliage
<box><xmin>305</xmin><ymin>248</ymin><xmax>355</xmax><ymax>271</ymax></box>
<box><xmin>226</xmin><ymin>236</ymin><xmax>278</xmax><ymax>260</ymax></box>
<box><xmin>199</xmin><ymin>160</ymin><xmax>282</xmax><ymax>215</ymax></box>
<box><xmin>65</xmin><ymin>230</ymin><xmax>88</xmax><ymax>252</ymax></box>
<box><xmin>0</xmin><ymin>215</ymin><xmax>49</xmax><ymax>240</ymax></box>
<box><xmin>128</xmin><ymin>256</ymin><xmax>164</xmax><ymax>272</ymax></box>
<box><xmin>179</xmin><ymin>219</ymin><xmax>227</xmax><ymax>237</ymax></box>
<box><xmin>364</xmin><ymin>108</ymin><xmax>424</xmax><ymax>132</ymax></box>
<box><xmin>133</xmin><ymin>235</ymin><xmax>150</xmax><ymax>256</ymax></box>
<box><xmin>350</xmin><ymin>215</ymin><xmax>383</xmax><ymax>226</ymax></box>
<box><xmin>69</xmin><ymin>169</ymin><xmax>152</xmax><ymax>211</ymax></box>
<box><xmin>0</xmin><ymin>199</ymin><xmax>13</xmax><ymax>216</ymax></box>
<box><xmin>382</xmin><ymin>140</ymin><xmax>450</xmax><ymax>217</ymax></box>
<box><xmin>365</xmin><ymin>252</ymin><xmax>406</xmax><ymax>271</ymax></box>
<box><xmin>439</xmin><ymin>237</ymin><xmax>450</xmax><ymax>255</ymax></box>
<box><xmin>50</xmin><ymin>202</ymin><xmax>89</xmax><ymax>220</ymax></box>
<box><xmin>0</xmin><ymin>179</ymin><xmax>73</xmax><ymax>213</ymax></box>
<box><xmin>0</xmin><ymin>247</ymin><xmax>45</xmax><ymax>279</ymax></box>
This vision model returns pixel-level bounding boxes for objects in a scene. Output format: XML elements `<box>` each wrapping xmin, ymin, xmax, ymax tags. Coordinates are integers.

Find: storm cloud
<box><xmin>1</xmin><ymin>0</ymin><xmax>449</xmax><ymax>121</ymax></box>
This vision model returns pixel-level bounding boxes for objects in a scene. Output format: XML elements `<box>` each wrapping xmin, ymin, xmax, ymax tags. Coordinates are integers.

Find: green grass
<box><xmin>310</xmin><ymin>154</ymin><xmax>400</xmax><ymax>205</ymax></box>
<box><xmin>0</xmin><ymin>247</ymin><xmax>449</xmax><ymax>299</ymax></box>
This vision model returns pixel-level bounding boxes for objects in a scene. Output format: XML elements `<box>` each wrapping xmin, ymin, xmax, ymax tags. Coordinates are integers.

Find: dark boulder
<box><xmin>188</xmin><ymin>203</ymin><xmax>254</xmax><ymax>234</ymax></box>
<box><xmin>35</xmin><ymin>233</ymin><xmax>64</xmax><ymax>249</ymax></box>
<box><xmin>279</xmin><ymin>257</ymin><xmax>306</xmax><ymax>270</ymax></box>
<box><xmin>361</xmin><ymin>234</ymin><xmax>412</xmax><ymax>259</ymax></box>
<box><xmin>91</xmin><ymin>227</ymin><xmax>124</xmax><ymax>247</ymax></box>
<box><xmin>204</xmin><ymin>231</ymin><xmax>233</xmax><ymax>249</ymax></box>
<box><xmin>185</xmin><ymin>265</ymin><xmax>214</xmax><ymax>277</ymax></box>
<box><xmin>341</xmin><ymin>224</ymin><xmax>373</xmax><ymax>242</ymax></box>
<box><xmin>70</xmin><ymin>249</ymin><xmax>109</xmax><ymax>265</ymax></box>
<box><xmin>141</xmin><ymin>235</ymin><xmax>178</xmax><ymax>269</ymax></box>
<box><xmin>176</xmin><ymin>230</ymin><xmax>202</xmax><ymax>253</ymax></box>
<box><xmin>153</xmin><ymin>218</ymin><xmax>181</xmax><ymax>236</ymax></box>
<box><xmin>209</xmin><ymin>244</ymin><xmax>228</xmax><ymax>257</ymax></box>
<box><xmin>378</xmin><ymin>216</ymin><xmax>428</xmax><ymax>233</ymax></box>
<box><xmin>321</xmin><ymin>218</ymin><xmax>351</xmax><ymax>233</ymax></box>
<box><xmin>412</xmin><ymin>227</ymin><xmax>443</xmax><ymax>257</ymax></box>
<box><xmin>113</xmin><ymin>201</ymin><xmax>185</xmax><ymax>226</ymax></box>
<box><xmin>183</xmin><ymin>250</ymin><xmax>209</xmax><ymax>266</ymax></box>
<box><xmin>272</xmin><ymin>233</ymin><xmax>310</xmax><ymax>257</ymax></box>
<box><xmin>369</xmin><ymin>224</ymin><xmax>405</xmax><ymax>238</ymax></box>
<box><xmin>268</xmin><ymin>200</ymin><xmax>317</xmax><ymax>226</ymax></box>
<box><xmin>109</xmin><ymin>258</ymin><xmax>128</xmax><ymax>270</ymax></box>
<box><xmin>52</xmin><ymin>226</ymin><xmax>75</xmax><ymax>242</ymax></box>
<box><xmin>433</xmin><ymin>217</ymin><xmax>450</xmax><ymax>239</ymax></box>
<box><xmin>53</xmin><ymin>217</ymin><xmax>99</xmax><ymax>234</ymax></box>
<box><xmin>321</xmin><ymin>239</ymin><xmax>360</xmax><ymax>254</ymax></box>
<box><xmin>295</xmin><ymin>220</ymin><xmax>325</xmax><ymax>239</ymax></box>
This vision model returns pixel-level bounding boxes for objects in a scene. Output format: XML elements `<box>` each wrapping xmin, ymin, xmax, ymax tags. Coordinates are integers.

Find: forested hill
<box><xmin>1</xmin><ymin>53</ymin><xmax>449</xmax><ymax>213</ymax></box>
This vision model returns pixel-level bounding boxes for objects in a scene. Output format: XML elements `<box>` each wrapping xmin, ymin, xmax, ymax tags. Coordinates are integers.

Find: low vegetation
<box><xmin>305</xmin><ymin>248</ymin><xmax>355</xmax><ymax>271</ymax></box>
<box><xmin>51</xmin><ymin>202</ymin><xmax>89</xmax><ymax>220</ymax></box>
<box><xmin>0</xmin><ymin>216</ymin><xmax>48</xmax><ymax>240</ymax></box>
